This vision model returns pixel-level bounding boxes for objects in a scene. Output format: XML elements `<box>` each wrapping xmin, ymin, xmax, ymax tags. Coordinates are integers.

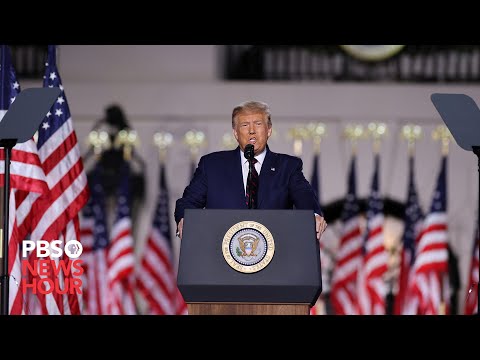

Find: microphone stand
<box><xmin>247</xmin><ymin>158</ymin><xmax>254</xmax><ymax>209</ymax></box>
<box><xmin>244</xmin><ymin>144</ymin><xmax>255</xmax><ymax>210</ymax></box>
<box><xmin>0</xmin><ymin>139</ymin><xmax>17</xmax><ymax>315</ymax></box>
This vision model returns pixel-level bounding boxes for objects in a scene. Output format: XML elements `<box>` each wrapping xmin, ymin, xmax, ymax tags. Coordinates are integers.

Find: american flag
<box><xmin>356</xmin><ymin>154</ymin><xmax>388</xmax><ymax>315</ymax></box>
<box><xmin>330</xmin><ymin>155</ymin><xmax>364</xmax><ymax>315</ymax></box>
<box><xmin>464</xmin><ymin>227</ymin><xmax>478</xmax><ymax>315</ymax></box>
<box><xmin>0</xmin><ymin>45</ymin><xmax>49</xmax><ymax>314</ymax></box>
<box><xmin>79</xmin><ymin>199</ymin><xmax>94</xmax><ymax>312</ymax></box>
<box><xmin>30</xmin><ymin>45</ymin><xmax>89</xmax><ymax>242</ymax></box>
<box><xmin>394</xmin><ymin>155</ymin><xmax>424</xmax><ymax>315</ymax></box>
<box><xmin>25</xmin><ymin>45</ymin><xmax>89</xmax><ymax>315</ymax></box>
<box><xmin>80</xmin><ymin>165</ymin><xmax>110</xmax><ymax>314</ymax></box>
<box><xmin>406</xmin><ymin>156</ymin><xmax>449</xmax><ymax>315</ymax></box>
<box><xmin>107</xmin><ymin>161</ymin><xmax>136</xmax><ymax>315</ymax></box>
<box><xmin>137</xmin><ymin>162</ymin><xmax>187</xmax><ymax>315</ymax></box>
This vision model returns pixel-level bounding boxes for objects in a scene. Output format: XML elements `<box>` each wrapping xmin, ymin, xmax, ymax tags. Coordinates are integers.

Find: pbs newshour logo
<box><xmin>22</xmin><ymin>240</ymin><xmax>84</xmax><ymax>295</ymax></box>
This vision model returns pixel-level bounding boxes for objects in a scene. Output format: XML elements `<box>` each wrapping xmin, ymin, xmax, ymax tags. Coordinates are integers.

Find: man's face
<box><xmin>233</xmin><ymin>112</ymin><xmax>272</xmax><ymax>155</ymax></box>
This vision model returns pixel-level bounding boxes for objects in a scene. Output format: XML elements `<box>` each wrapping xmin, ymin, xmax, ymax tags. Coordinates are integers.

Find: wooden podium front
<box><xmin>187</xmin><ymin>303</ymin><xmax>310</xmax><ymax>315</ymax></box>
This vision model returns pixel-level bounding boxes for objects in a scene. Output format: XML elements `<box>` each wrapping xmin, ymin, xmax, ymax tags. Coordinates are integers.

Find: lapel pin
<box><xmin>271</xmin><ymin>167</ymin><xmax>275</xmax><ymax>171</ymax></box>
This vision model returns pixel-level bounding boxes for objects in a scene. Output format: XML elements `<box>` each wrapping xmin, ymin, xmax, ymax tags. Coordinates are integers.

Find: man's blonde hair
<box><xmin>231</xmin><ymin>100</ymin><xmax>272</xmax><ymax>128</ymax></box>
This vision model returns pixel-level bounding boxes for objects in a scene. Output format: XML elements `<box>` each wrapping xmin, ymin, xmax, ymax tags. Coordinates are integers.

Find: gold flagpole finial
<box><xmin>438</xmin><ymin>301</ymin><xmax>446</xmax><ymax>315</ymax></box>
<box><xmin>114</xmin><ymin>129</ymin><xmax>139</xmax><ymax>161</ymax></box>
<box><xmin>184</xmin><ymin>130</ymin><xmax>207</xmax><ymax>162</ymax></box>
<box><xmin>432</xmin><ymin>125</ymin><xmax>453</xmax><ymax>155</ymax></box>
<box><xmin>306</xmin><ymin>122</ymin><xmax>327</xmax><ymax>154</ymax></box>
<box><xmin>153</xmin><ymin>132</ymin><xmax>173</xmax><ymax>163</ymax></box>
<box><xmin>367</xmin><ymin>122</ymin><xmax>387</xmax><ymax>154</ymax></box>
<box><xmin>343</xmin><ymin>124</ymin><xmax>366</xmax><ymax>155</ymax></box>
<box><xmin>288</xmin><ymin>126</ymin><xmax>308</xmax><ymax>157</ymax></box>
<box><xmin>86</xmin><ymin>130</ymin><xmax>111</xmax><ymax>159</ymax></box>
<box><xmin>221</xmin><ymin>132</ymin><xmax>237</xmax><ymax>150</ymax></box>
<box><xmin>401</xmin><ymin>124</ymin><xmax>423</xmax><ymax>156</ymax></box>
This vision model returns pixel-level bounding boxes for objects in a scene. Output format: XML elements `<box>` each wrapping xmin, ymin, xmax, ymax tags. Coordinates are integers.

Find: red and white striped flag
<box><xmin>1</xmin><ymin>45</ymin><xmax>49</xmax><ymax>314</ymax></box>
<box><xmin>80</xmin><ymin>164</ymin><xmax>111</xmax><ymax>315</ymax></box>
<box><xmin>356</xmin><ymin>154</ymin><xmax>388</xmax><ymax>315</ymax></box>
<box><xmin>107</xmin><ymin>161</ymin><xmax>136</xmax><ymax>315</ymax></box>
<box><xmin>393</xmin><ymin>155</ymin><xmax>424</xmax><ymax>315</ymax></box>
<box><xmin>79</xmin><ymin>200</ymin><xmax>94</xmax><ymax>314</ymax></box>
<box><xmin>137</xmin><ymin>162</ymin><xmax>187</xmax><ymax>315</ymax></box>
<box><xmin>26</xmin><ymin>45</ymin><xmax>89</xmax><ymax>315</ymax></box>
<box><xmin>404</xmin><ymin>156</ymin><xmax>449</xmax><ymax>315</ymax></box>
<box><xmin>330</xmin><ymin>155</ymin><xmax>363</xmax><ymax>315</ymax></box>
<box><xmin>464</xmin><ymin>227</ymin><xmax>478</xmax><ymax>315</ymax></box>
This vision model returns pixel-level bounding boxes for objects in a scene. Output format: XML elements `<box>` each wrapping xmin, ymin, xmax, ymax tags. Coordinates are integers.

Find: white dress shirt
<box><xmin>237</xmin><ymin>147</ymin><xmax>321</xmax><ymax>218</ymax></box>
<box><xmin>240</xmin><ymin>147</ymin><xmax>266</xmax><ymax>195</ymax></box>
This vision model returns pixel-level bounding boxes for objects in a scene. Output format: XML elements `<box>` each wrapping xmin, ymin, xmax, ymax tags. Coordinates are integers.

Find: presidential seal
<box><xmin>339</xmin><ymin>45</ymin><xmax>405</xmax><ymax>62</ymax></box>
<box><xmin>222</xmin><ymin>221</ymin><xmax>275</xmax><ymax>274</ymax></box>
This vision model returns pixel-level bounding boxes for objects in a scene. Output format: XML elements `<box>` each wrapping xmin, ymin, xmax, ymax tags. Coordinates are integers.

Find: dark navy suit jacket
<box><xmin>174</xmin><ymin>146</ymin><xmax>322</xmax><ymax>224</ymax></box>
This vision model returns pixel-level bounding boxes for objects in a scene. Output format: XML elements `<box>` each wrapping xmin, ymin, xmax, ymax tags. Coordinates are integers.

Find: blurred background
<box><xmin>8</xmin><ymin>45</ymin><xmax>479</xmax><ymax>315</ymax></box>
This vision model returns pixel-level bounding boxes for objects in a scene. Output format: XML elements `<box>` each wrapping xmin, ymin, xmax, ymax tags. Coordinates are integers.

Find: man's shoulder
<box><xmin>201</xmin><ymin>149</ymin><xmax>238</xmax><ymax>162</ymax></box>
<box><xmin>268</xmin><ymin>150</ymin><xmax>302</xmax><ymax>164</ymax></box>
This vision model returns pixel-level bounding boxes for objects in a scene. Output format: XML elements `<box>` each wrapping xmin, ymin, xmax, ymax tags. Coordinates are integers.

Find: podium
<box><xmin>177</xmin><ymin>209</ymin><xmax>322</xmax><ymax>315</ymax></box>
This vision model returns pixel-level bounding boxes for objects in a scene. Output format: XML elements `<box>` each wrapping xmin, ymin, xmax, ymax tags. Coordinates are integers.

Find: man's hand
<box><xmin>176</xmin><ymin>218</ymin><xmax>184</xmax><ymax>240</ymax></box>
<box><xmin>315</xmin><ymin>214</ymin><xmax>327</xmax><ymax>241</ymax></box>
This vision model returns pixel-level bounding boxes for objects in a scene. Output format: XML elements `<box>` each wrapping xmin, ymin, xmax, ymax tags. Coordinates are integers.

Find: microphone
<box><xmin>244</xmin><ymin>144</ymin><xmax>255</xmax><ymax>209</ymax></box>
<box><xmin>244</xmin><ymin>144</ymin><xmax>254</xmax><ymax>160</ymax></box>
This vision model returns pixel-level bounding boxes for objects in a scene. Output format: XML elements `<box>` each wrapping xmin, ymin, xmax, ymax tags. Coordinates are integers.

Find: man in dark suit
<box><xmin>174</xmin><ymin>100</ymin><xmax>327</xmax><ymax>239</ymax></box>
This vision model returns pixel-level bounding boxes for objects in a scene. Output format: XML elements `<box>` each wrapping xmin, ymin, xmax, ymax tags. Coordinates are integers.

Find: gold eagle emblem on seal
<box><xmin>222</xmin><ymin>221</ymin><xmax>275</xmax><ymax>274</ymax></box>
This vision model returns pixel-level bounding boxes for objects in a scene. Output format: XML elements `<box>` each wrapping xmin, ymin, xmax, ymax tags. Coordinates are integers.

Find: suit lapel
<box><xmin>230</xmin><ymin>147</ymin><xmax>247</xmax><ymax>208</ymax></box>
<box><xmin>257</xmin><ymin>147</ymin><xmax>277</xmax><ymax>208</ymax></box>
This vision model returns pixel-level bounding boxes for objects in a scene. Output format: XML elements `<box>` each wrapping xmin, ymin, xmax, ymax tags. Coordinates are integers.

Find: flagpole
<box><xmin>0</xmin><ymin>139</ymin><xmax>17</xmax><ymax>315</ymax></box>
<box><xmin>472</xmin><ymin>145</ymin><xmax>480</xmax><ymax>315</ymax></box>
<box><xmin>288</xmin><ymin>126</ymin><xmax>308</xmax><ymax>157</ymax></box>
<box><xmin>184</xmin><ymin>130</ymin><xmax>206</xmax><ymax>180</ymax></box>
<box><xmin>432</xmin><ymin>125</ymin><xmax>452</xmax><ymax>314</ymax></box>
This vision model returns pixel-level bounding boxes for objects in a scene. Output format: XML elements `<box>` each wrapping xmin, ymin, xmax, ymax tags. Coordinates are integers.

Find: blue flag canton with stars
<box><xmin>430</xmin><ymin>156</ymin><xmax>447</xmax><ymax>213</ymax></box>
<box><xmin>341</xmin><ymin>155</ymin><xmax>360</xmax><ymax>223</ymax></box>
<box><xmin>402</xmin><ymin>156</ymin><xmax>424</xmax><ymax>263</ymax></box>
<box><xmin>363</xmin><ymin>154</ymin><xmax>383</xmax><ymax>253</ymax></box>
<box><xmin>37</xmin><ymin>45</ymin><xmax>72</xmax><ymax>149</ymax></box>
<box><xmin>82</xmin><ymin>192</ymin><xmax>94</xmax><ymax>219</ymax></box>
<box><xmin>90</xmin><ymin>165</ymin><xmax>110</xmax><ymax>251</ymax></box>
<box><xmin>153</xmin><ymin>163</ymin><xmax>173</xmax><ymax>250</ymax></box>
<box><xmin>0</xmin><ymin>45</ymin><xmax>21</xmax><ymax>112</ymax></box>
<box><xmin>115</xmin><ymin>162</ymin><xmax>132</xmax><ymax>222</ymax></box>
<box><xmin>366</xmin><ymin>154</ymin><xmax>383</xmax><ymax>220</ymax></box>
